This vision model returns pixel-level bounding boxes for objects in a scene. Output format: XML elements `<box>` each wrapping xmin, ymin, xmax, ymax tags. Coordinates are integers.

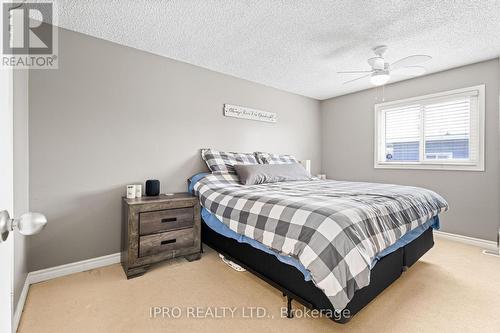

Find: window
<box><xmin>374</xmin><ymin>85</ymin><xmax>485</xmax><ymax>171</ymax></box>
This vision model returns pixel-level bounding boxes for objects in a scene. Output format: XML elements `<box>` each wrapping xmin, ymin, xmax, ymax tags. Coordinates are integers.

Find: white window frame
<box><xmin>374</xmin><ymin>85</ymin><xmax>485</xmax><ymax>171</ymax></box>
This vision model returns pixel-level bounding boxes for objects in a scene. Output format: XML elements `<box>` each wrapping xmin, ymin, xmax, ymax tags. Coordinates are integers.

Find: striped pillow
<box><xmin>255</xmin><ymin>152</ymin><xmax>298</xmax><ymax>164</ymax></box>
<box><xmin>201</xmin><ymin>149</ymin><xmax>259</xmax><ymax>174</ymax></box>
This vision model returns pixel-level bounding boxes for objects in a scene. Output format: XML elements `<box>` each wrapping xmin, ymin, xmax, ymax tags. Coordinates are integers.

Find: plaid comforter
<box><xmin>193</xmin><ymin>174</ymin><xmax>448</xmax><ymax>310</ymax></box>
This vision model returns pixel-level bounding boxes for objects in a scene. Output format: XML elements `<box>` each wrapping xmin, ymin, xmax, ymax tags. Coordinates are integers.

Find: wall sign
<box><xmin>223</xmin><ymin>104</ymin><xmax>277</xmax><ymax>123</ymax></box>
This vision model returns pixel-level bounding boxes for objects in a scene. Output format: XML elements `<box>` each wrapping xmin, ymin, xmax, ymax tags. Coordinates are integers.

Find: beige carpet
<box><xmin>18</xmin><ymin>238</ymin><xmax>500</xmax><ymax>333</ymax></box>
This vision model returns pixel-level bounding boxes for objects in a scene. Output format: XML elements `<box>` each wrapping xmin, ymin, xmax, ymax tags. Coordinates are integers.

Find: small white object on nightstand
<box><xmin>135</xmin><ymin>184</ymin><xmax>142</xmax><ymax>198</ymax></box>
<box><xmin>126</xmin><ymin>185</ymin><xmax>136</xmax><ymax>199</ymax></box>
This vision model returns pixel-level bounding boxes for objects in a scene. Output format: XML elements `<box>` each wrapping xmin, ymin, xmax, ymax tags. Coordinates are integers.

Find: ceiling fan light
<box><xmin>370</xmin><ymin>72</ymin><xmax>390</xmax><ymax>86</ymax></box>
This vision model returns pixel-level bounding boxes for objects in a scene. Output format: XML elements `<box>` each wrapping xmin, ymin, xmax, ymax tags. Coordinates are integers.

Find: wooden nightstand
<box><xmin>121</xmin><ymin>193</ymin><xmax>201</xmax><ymax>279</ymax></box>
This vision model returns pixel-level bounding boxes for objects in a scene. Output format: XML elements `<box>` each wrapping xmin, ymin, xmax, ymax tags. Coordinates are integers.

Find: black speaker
<box><xmin>145</xmin><ymin>180</ymin><xmax>160</xmax><ymax>196</ymax></box>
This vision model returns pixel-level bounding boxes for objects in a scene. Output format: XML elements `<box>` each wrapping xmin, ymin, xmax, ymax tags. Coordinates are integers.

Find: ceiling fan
<box><xmin>337</xmin><ymin>45</ymin><xmax>432</xmax><ymax>86</ymax></box>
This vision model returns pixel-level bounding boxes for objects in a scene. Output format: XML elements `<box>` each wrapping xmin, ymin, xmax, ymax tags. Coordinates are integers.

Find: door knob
<box><xmin>0</xmin><ymin>210</ymin><xmax>48</xmax><ymax>242</ymax></box>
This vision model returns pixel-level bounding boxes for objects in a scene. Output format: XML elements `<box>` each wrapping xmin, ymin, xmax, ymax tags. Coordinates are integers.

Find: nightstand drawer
<box><xmin>139</xmin><ymin>228</ymin><xmax>195</xmax><ymax>257</ymax></box>
<box><xmin>139</xmin><ymin>207</ymin><xmax>194</xmax><ymax>235</ymax></box>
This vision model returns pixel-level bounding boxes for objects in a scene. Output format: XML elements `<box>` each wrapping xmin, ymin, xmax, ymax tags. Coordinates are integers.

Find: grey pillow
<box><xmin>234</xmin><ymin>163</ymin><xmax>312</xmax><ymax>185</ymax></box>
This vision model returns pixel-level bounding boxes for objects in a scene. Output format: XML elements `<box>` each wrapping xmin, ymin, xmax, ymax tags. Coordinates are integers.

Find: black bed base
<box><xmin>202</xmin><ymin>222</ymin><xmax>434</xmax><ymax>323</ymax></box>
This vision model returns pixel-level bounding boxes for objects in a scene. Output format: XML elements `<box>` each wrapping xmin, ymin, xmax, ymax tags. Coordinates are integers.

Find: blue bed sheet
<box><xmin>189</xmin><ymin>173</ymin><xmax>440</xmax><ymax>281</ymax></box>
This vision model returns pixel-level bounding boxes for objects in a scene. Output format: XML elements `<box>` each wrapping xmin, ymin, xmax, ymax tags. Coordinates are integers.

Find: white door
<box><xmin>0</xmin><ymin>67</ymin><xmax>14</xmax><ymax>332</ymax></box>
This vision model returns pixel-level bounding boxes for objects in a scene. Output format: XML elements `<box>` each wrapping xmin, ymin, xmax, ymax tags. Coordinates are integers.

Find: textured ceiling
<box><xmin>50</xmin><ymin>0</ymin><xmax>500</xmax><ymax>100</ymax></box>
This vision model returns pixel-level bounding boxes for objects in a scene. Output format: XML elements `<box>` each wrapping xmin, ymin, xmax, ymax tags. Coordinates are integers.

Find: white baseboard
<box><xmin>13</xmin><ymin>252</ymin><xmax>120</xmax><ymax>332</ymax></box>
<box><xmin>13</xmin><ymin>276</ymin><xmax>30</xmax><ymax>333</ymax></box>
<box><xmin>28</xmin><ymin>252</ymin><xmax>121</xmax><ymax>285</ymax></box>
<box><xmin>434</xmin><ymin>230</ymin><xmax>497</xmax><ymax>251</ymax></box>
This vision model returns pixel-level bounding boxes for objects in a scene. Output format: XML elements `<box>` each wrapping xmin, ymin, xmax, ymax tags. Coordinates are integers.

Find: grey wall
<box><xmin>28</xmin><ymin>28</ymin><xmax>321</xmax><ymax>271</ymax></box>
<box><xmin>321</xmin><ymin>59</ymin><xmax>500</xmax><ymax>241</ymax></box>
<box><xmin>13</xmin><ymin>70</ymin><xmax>29</xmax><ymax>310</ymax></box>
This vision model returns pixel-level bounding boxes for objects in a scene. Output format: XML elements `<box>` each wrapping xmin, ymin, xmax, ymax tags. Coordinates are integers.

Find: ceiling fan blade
<box><xmin>391</xmin><ymin>55</ymin><xmax>432</xmax><ymax>70</ymax></box>
<box><xmin>343</xmin><ymin>73</ymin><xmax>371</xmax><ymax>84</ymax></box>
<box><xmin>337</xmin><ymin>70</ymin><xmax>372</xmax><ymax>74</ymax></box>
<box><xmin>391</xmin><ymin>66</ymin><xmax>426</xmax><ymax>76</ymax></box>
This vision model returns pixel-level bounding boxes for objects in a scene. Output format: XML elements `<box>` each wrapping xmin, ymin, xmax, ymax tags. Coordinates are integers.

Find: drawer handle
<box><xmin>161</xmin><ymin>239</ymin><xmax>176</xmax><ymax>245</ymax></box>
<box><xmin>161</xmin><ymin>217</ymin><xmax>177</xmax><ymax>223</ymax></box>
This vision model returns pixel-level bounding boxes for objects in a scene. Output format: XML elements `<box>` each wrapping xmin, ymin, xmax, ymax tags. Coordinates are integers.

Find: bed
<box><xmin>189</xmin><ymin>172</ymin><xmax>448</xmax><ymax>323</ymax></box>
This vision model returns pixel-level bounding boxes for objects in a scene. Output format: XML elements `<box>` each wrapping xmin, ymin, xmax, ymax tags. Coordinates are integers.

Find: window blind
<box><xmin>384</xmin><ymin>104</ymin><xmax>421</xmax><ymax>161</ymax></box>
<box><xmin>423</xmin><ymin>97</ymin><xmax>471</xmax><ymax>161</ymax></box>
